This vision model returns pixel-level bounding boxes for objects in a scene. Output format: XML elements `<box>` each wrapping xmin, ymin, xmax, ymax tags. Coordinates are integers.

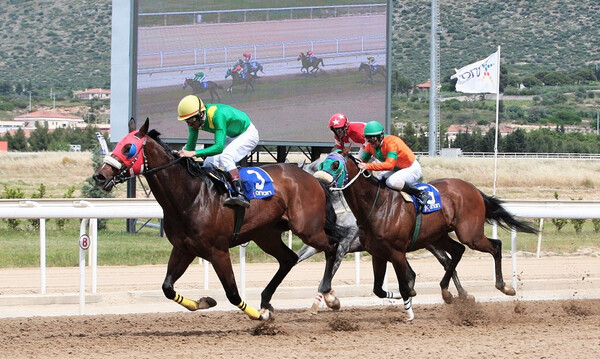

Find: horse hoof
<box><xmin>328</xmin><ymin>297</ymin><xmax>341</xmax><ymax>311</ymax></box>
<box><xmin>323</xmin><ymin>291</ymin><xmax>341</xmax><ymax>311</ymax></box>
<box><xmin>441</xmin><ymin>289</ymin><xmax>453</xmax><ymax>304</ymax></box>
<box><xmin>259</xmin><ymin>308</ymin><xmax>273</xmax><ymax>321</ymax></box>
<box><xmin>503</xmin><ymin>286</ymin><xmax>516</xmax><ymax>296</ymax></box>
<box><xmin>410</xmin><ymin>289</ymin><xmax>417</xmax><ymax>297</ymax></box>
<box><xmin>197</xmin><ymin>296</ymin><xmax>217</xmax><ymax>309</ymax></box>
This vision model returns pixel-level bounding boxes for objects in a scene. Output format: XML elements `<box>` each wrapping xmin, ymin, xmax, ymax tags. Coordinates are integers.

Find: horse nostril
<box><xmin>93</xmin><ymin>173</ymin><xmax>105</xmax><ymax>184</ymax></box>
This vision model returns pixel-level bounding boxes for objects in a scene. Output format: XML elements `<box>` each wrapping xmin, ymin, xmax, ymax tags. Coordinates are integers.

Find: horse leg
<box><xmin>455</xmin><ymin>225</ymin><xmax>515</xmax><ymax>296</ymax></box>
<box><xmin>371</xmin><ymin>255</ymin><xmax>401</xmax><ymax>299</ymax></box>
<box><xmin>425</xmin><ymin>236</ymin><xmax>469</xmax><ymax>304</ymax></box>
<box><xmin>162</xmin><ymin>246</ymin><xmax>216</xmax><ymax>311</ymax></box>
<box><xmin>389</xmin><ymin>251</ymin><xmax>415</xmax><ymax>321</ymax></box>
<box><xmin>252</xmin><ymin>230</ymin><xmax>300</xmax><ymax>317</ymax></box>
<box><xmin>210</xmin><ymin>248</ymin><xmax>269</xmax><ymax>320</ymax></box>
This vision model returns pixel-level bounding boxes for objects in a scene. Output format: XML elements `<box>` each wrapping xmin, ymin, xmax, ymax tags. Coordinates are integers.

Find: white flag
<box><xmin>451</xmin><ymin>51</ymin><xmax>499</xmax><ymax>94</ymax></box>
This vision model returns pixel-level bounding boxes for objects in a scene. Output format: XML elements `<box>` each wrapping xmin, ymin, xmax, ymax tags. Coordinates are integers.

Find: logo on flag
<box><xmin>451</xmin><ymin>51</ymin><xmax>499</xmax><ymax>94</ymax></box>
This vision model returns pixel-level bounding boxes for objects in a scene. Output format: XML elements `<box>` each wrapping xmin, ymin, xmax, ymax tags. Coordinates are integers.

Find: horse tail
<box><xmin>480</xmin><ymin>191</ymin><xmax>538</xmax><ymax>234</ymax></box>
<box><xmin>320</xmin><ymin>181</ymin><xmax>352</xmax><ymax>245</ymax></box>
<box><xmin>320</xmin><ymin>58</ymin><xmax>325</xmax><ymax>67</ymax></box>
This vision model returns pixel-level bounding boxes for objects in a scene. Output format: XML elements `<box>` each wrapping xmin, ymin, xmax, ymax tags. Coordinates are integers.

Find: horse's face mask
<box><xmin>313</xmin><ymin>151</ymin><xmax>348</xmax><ymax>188</ymax></box>
<box><xmin>104</xmin><ymin>130</ymin><xmax>147</xmax><ymax>176</ymax></box>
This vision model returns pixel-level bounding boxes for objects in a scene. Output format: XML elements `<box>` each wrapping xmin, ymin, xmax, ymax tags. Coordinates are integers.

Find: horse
<box><xmin>225</xmin><ymin>68</ymin><xmax>256</xmax><ymax>95</ymax></box>
<box><xmin>297</xmin><ymin>53</ymin><xmax>324</xmax><ymax>74</ymax></box>
<box><xmin>313</xmin><ymin>151</ymin><xmax>538</xmax><ymax>320</ymax></box>
<box><xmin>297</xmin><ymin>159</ymin><xmax>469</xmax><ymax>314</ymax></box>
<box><xmin>183</xmin><ymin>78</ymin><xmax>222</xmax><ymax>102</ymax></box>
<box><xmin>236</xmin><ymin>59</ymin><xmax>264</xmax><ymax>77</ymax></box>
<box><xmin>358</xmin><ymin>62</ymin><xmax>386</xmax><ymax>83</ymax></box>
<box><xmin>92</xmin><ymin>118</ymin><xmax>349</xmax><ymax>321</ymax></box>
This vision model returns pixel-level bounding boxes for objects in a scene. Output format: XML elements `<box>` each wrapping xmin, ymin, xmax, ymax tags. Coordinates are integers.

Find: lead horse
<box><xmin>93</xmin><ymin>119</ymin><xmax>348</xmax><ymax>321</ymax></box>
<box><xmin>298</xmin><ymin>159</ymin><xmax>469</xmax><ymax>314</ymax></box>
<box><xmin>314</xmin><ymin>152</ymin><xmax>537</xmax><ymax>320</ymax></box>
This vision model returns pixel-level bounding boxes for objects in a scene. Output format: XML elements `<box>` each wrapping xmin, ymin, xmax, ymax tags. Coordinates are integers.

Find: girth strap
<box><xmin>408</xmin><ymin>212</ymin><xmax>422</xmax><ymax>251</ymax></box>
<box><xmin>230</xmin><ymin>206</ymin><xmax>246</xmax><ymax>246</ymax></box>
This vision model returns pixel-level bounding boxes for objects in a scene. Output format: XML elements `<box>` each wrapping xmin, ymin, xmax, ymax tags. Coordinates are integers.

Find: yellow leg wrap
<box><xmin>173</xmin><ymin>293</ymin><xmax>199</xmax><ymax>311</ymax></box>
<box><xmin>237</xmin><ymin>300</ymin><xmax>261</xmax><ymax>320</ymax></box>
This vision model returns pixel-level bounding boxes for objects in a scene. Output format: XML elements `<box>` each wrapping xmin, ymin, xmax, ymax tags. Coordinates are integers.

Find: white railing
<box><xmin>139</xmin><ymin>4</ymin><xmax>387</xmax><ymax>27</ymax></box>
<box><xmin>1</xmin><ymin>198</ymin><xmax>599</xmax><ymax>313</ymax></box>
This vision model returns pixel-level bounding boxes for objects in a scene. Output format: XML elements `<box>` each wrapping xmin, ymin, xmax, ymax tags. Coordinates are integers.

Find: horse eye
<box><xmin>332</xmin><ymin>161</ymin><xmax>340</xmax><ymax>171</ymax></box>
<box><xmin>122</xmin><ymin>144</ymin><xmax>131</xmax><ymax>157</ymax></box>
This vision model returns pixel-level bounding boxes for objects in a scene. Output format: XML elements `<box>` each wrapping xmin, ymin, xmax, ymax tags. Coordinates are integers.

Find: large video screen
<box><xmin>133</xmin><ymin>1</ymin><xmax>389</xmax><ymax>145</ymax></box>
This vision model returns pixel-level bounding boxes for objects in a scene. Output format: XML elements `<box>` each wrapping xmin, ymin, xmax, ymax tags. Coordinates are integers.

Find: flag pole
<box><xmin>492</xmin><ymin>45</ymin><xmax>501</xmax><ymax>196</ymax></box>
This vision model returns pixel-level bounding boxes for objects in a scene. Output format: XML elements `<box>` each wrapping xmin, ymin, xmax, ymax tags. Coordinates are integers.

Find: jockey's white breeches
<box><xmin>376</xmin><ymin>159</ymin><xmax>423</xmax><ymax>191</ymax></box>
<box><xmin>203</xmin><ymin>123</ymin><xmax>259</xmax><ymax>172</ymax></box>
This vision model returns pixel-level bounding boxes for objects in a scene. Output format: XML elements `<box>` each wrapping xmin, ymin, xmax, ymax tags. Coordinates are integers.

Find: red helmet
<box><xmin>329</xmin><ymin>113</ymin><xmax>348</xmax><ymax>129</ymax></box>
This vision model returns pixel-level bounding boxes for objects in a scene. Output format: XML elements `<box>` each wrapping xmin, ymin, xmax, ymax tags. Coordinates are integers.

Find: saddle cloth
<box><xmin>405</xmin><ymin>183</ymin><xmax>442</xmax><ymax>214</ymax></box>
<box><xmin>239</xmin><ymin>167</ymin><xmax>275</xmax><ymax>200</ymax></box>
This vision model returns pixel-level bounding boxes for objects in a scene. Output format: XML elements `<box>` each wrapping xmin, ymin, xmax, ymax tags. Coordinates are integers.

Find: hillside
<box><xmin>0</xmin><ymin>0</ymin><xmax>598</xmax><ymax>92</ymax></box>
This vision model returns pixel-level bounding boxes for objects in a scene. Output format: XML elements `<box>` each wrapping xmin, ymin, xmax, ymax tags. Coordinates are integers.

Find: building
<box><xmin>13</xmin><ymin>110</ymin><xmax>84</xmax><ymax>130</ymax></box>
<box><xmin>74</xmin><ymin>88</ymin><xmax>111</xmax><ymax>100</ymax></box>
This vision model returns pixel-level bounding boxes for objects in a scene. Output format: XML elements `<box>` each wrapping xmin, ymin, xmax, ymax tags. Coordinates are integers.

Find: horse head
<box><xmin>313</xmin><ymin>151</ymin><xmax>350</xmax><ymax>189</ymax></box>
<box><xmin>297</xmin><ymin>53</ymin><xmax>304</xmax><ymax>61</ymax></box>
<box><xmin>183</xmin><ymin>78</ymin><xmax>190</xmax><ymax>89</ymax></box>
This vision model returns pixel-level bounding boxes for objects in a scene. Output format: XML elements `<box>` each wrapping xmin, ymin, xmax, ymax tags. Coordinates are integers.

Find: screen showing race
<box><xmin>135</xmin><ymin>1</ymin><xmax>388</xmax><ymax>145</ymax></box>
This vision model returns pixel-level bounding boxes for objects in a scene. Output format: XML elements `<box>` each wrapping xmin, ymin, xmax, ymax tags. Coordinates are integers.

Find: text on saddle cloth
<box><xmin>410</xmin><ymin>183</ymin><xmax>442</xmax><ymax>214</ymax></box>
<box><xmin>239</xmin><ymin>167</ymin><xmax>275</xmax><ymax>199</ymax></box>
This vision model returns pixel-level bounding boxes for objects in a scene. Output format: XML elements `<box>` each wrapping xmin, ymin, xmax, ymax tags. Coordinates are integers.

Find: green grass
<box><xmin>1</xmin><ymin>217</ymin><xmax>598</xmax><ymax>269</ymax></box>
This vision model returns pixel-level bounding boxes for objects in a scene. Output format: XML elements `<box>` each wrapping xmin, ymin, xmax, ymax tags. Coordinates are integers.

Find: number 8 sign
<box><xmin>79</xmin><ymin>234</ymin><xmax>91</xmax><ymax>250</ymax></box>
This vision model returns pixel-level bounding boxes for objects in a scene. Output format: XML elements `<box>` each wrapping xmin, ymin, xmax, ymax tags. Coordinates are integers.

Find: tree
<box><xmin>502</xmin><ymin>128</ymin><xmax>527</xmax><ymax>152</ymax></box>
<box><xmin>11</xmin><ymin>128</ymin><xmax>28</xmax><ymax>151</ymax></box>
<box><xmin>28</xmin><ymin>122</ymin><xmax>51</xmax><ymax>151</ymax></box>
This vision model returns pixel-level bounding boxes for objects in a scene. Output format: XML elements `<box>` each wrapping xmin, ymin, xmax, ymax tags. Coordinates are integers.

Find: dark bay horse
<box><xmin>298</xmin><ymin>159</ymin><xmax>469</xmax><ymax>314</ymax></box>
<box><xmin>298</xmin><ymin>53</ymin><xmax>324</xmax><ymax>73</ymax></box>
<box><xmin>183</xmin><ymin>78</ymin><xmax>222</xmax><ymax>102</ymax></box>
<box><xmin>236</xmin><ymin>59</ymin><xmax>264</xmax><ymax>77</ymax></box>
<box><xmin>225</xmin><ymin>68</ymin><xmax>256</xmax><ymax>95</ymax></box>
<box><xmin>358</xmin><ymin>62</ymin><xmax>386</xmax><ymax>82</ymax></box>
<box><xmin>92</xmin><ymin>119</ymin><xmax>348</xmax><ymax>321</ymax></box>
<box><xmin>314</xmin><ymin>152</ymin><xmax>537</xmax><ymax>320</ymax></box>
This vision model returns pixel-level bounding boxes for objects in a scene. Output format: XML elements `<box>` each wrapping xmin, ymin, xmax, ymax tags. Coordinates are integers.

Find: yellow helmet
<box><xmin>177</xmin><ymin>95</ymin><xmax>205</xmax><ymax>121</ymax></box>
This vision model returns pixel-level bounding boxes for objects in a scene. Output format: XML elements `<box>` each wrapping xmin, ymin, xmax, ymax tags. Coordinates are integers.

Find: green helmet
<box><xmin>364</xmin><ymin>121</ymin><xmax>384</xmax><ymax>136</ymax></box>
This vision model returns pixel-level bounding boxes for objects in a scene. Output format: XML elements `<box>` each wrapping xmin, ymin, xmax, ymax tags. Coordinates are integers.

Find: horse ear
<box><xmin>128</xmin><ymin>117</ymin><xmax>136</xmax><ymax>132</ymax></box>
<box><xmin>137</xmin><ymin>118</ymin><xmax>149</xmax><ymax>136</ymax></box>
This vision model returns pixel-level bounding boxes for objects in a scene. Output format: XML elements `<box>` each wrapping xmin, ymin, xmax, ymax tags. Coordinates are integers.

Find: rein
<box><xmin>331</xmin><ymin>158</ymin><xmax>380</xmax><ymax>225</ymax></box>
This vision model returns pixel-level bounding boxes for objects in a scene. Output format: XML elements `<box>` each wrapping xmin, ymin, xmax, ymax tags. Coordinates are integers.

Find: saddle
<box><xmin>190</xmin><ymin>163</ymin><xmax>275</xmax><ymax>200</ymax></box>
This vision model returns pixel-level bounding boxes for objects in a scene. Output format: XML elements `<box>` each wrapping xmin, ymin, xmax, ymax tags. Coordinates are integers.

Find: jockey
<box><xmin>367</xmin><ymin>56</ymin><xmax>376</xmax><ymax>70</ymax></box>
<box><xmin>243</xmin><ymin>53</ymin><xmax>252</xmax><ymax>63</ymax></box>
<box><xmin>328</xmin><ymin>112</ymin><xmax>367</xmax><ymax>158</ymax></box>
<box><xmin>193</xmin><ymin>71</ymin><xmax>206</xmax><ymax>82</ymax></box>
<box><xmin>358</xmin><ymin>121</ymin><xmax>429</xmax><ymax>209</ymax></box>
<box><xmin>307</xmin><ymin>50</ymin><xmax>315</xmax><ymax>62</ymax></box>
<box><xmin>177</xmin><ymin>95</ymin><xmax>260</xmax><ymax>208</ymax></box>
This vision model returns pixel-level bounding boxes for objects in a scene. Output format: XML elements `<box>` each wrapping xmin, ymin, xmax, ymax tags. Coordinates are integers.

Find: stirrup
<box><xmin>224</xmin><ymin>195</ymin><xmax>250</xmax><ymax>208</ymax></box>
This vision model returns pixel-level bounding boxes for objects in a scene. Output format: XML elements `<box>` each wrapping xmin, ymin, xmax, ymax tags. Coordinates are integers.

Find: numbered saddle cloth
<box><xmin>239</xmin><ymin>167</ymin><xmax>275</xmax><ymax>199</ymax></box>
<box><xmin>411</xmin><ymin>183</ymin><xmax>442</xmax><ymax>214</ymax></box>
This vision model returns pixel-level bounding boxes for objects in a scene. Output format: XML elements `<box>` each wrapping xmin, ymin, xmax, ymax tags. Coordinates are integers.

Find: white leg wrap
<box><xmin>404</xmin><ymin>297</ymin><xmax>414</xmax><ymax>322</ymax></box>
<box><xmin>309</xmin><ymin>293</ymin><xmax>323</xmax><ymax>314</ymax></box>
<box><xmin>386</xmin><ymin>291</ymin><xmax>402</xmax><ymax>299</ymax></box>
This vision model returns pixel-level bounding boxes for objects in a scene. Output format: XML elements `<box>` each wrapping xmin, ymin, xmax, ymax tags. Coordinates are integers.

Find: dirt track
<box><xmin>1</xmin><ymin>299</ymin><xmax>599</xmax><ymax>359</ymax></box>
<box><xmin>1</xmin><ymin>254</ymin><xmax>599</xmax><ymax>358</ymax></box>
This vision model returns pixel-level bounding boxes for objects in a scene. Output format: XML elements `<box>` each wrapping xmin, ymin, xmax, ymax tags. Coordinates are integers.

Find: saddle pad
<box><xmin>240</xmin><ymin>167</ymin><xmax>275</xmax><ymax>200</ymax></box>
<box><xmin>201</xmin><ymin>81</ymin><xmax>209</xmax><ymax>89</ymax></box>
<box><xmin>411</xmin><ymin>183</ymin><xmax>442</xmax><ymax>214</ymax></box>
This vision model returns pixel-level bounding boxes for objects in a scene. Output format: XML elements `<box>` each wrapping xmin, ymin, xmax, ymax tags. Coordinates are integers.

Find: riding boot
<box><xmin>402</xmin><ymin>182</ymin><xmax>429</xmax><ymax>210</ymax></box>
<box><xmin>224</xmin><ymin>169</ymin><xmax>250</xmax><ymax>208</ymax></box>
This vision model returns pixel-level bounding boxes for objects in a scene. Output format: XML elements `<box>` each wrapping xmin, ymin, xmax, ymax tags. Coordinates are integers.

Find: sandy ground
<box><xmin>1</xmin><ymin>253</ymin><xmax>599</xmax><ymax>358</ymax></box>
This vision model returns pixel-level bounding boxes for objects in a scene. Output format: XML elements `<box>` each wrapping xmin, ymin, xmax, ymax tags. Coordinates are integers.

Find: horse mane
<box><xmin>347</xmin><ymin>154</ymin><xmax>382</xmax><ymax>187</ymax></box>
<box><xmin>147</xmin><ymin>129</ymin><xmax>214</xmax><ymax>184</ymax></box>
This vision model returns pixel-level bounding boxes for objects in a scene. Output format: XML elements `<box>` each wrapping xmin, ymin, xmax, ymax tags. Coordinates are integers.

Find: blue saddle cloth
<box><xmin>200</xmin><ymin>81</ymin><xmax>209</xmax><ymax>89</ymax></box>
<box><xmin>239</xmin><ymin>167</ymin><xmax>275</xmax><ymax>199</ymax></box>
<box><xmin>411</xmin><ymin>183</ymin><xmax>442</xmax><ymax>214</ymax></box>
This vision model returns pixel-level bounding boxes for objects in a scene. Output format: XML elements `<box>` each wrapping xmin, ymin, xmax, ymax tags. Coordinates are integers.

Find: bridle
<box><xmin>103</xmin><ymin>134</ymin><xmax>183</xmax><ymax>186</ymax></box>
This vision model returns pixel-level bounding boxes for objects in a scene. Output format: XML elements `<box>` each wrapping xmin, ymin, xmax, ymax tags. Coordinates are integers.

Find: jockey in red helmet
<box><xmin>328</xmin><ymin>113</ymin><xmax>367</xmax><ymax>157</ymax></box>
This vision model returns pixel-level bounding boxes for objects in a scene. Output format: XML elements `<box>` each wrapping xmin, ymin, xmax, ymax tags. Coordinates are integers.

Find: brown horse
<box><xmin>225</xmin><ymin>68</ymin><xmax>256</xmax><ymax>95</ymax></box>
<box><xmin>298</xmin><ymin>53</ymin><xmax>324</xmax><ymax>73</ymax></box>
<box><xmin>314</xmin><ymin>152</ymin><xmax>537</xmax><ymax>320</ymax></box>
<box><xmin>358</xmin><ymin>62</ymin><xmax>386</xmax><ymax>83</ymax></box>
<box><xmin>92</xmin><ymin>119</ymin><xmax>348</xmax><ymax>321</ymax></box>
<box><xmin>183</xmin><ymin>78</ymin><xmax>222</xmax><ymax>102</ymax></box>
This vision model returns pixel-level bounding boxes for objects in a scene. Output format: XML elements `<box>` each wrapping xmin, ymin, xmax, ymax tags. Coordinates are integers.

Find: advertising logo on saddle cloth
<box><xmin>239</xmin><ymin>167</ymin><xmax>275</xmax><ymax>199</ymax></box>
<box><xmin>414</xmin><ymin>183</ymin><xmax>442</xmax><ymax>213</ymax></box>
